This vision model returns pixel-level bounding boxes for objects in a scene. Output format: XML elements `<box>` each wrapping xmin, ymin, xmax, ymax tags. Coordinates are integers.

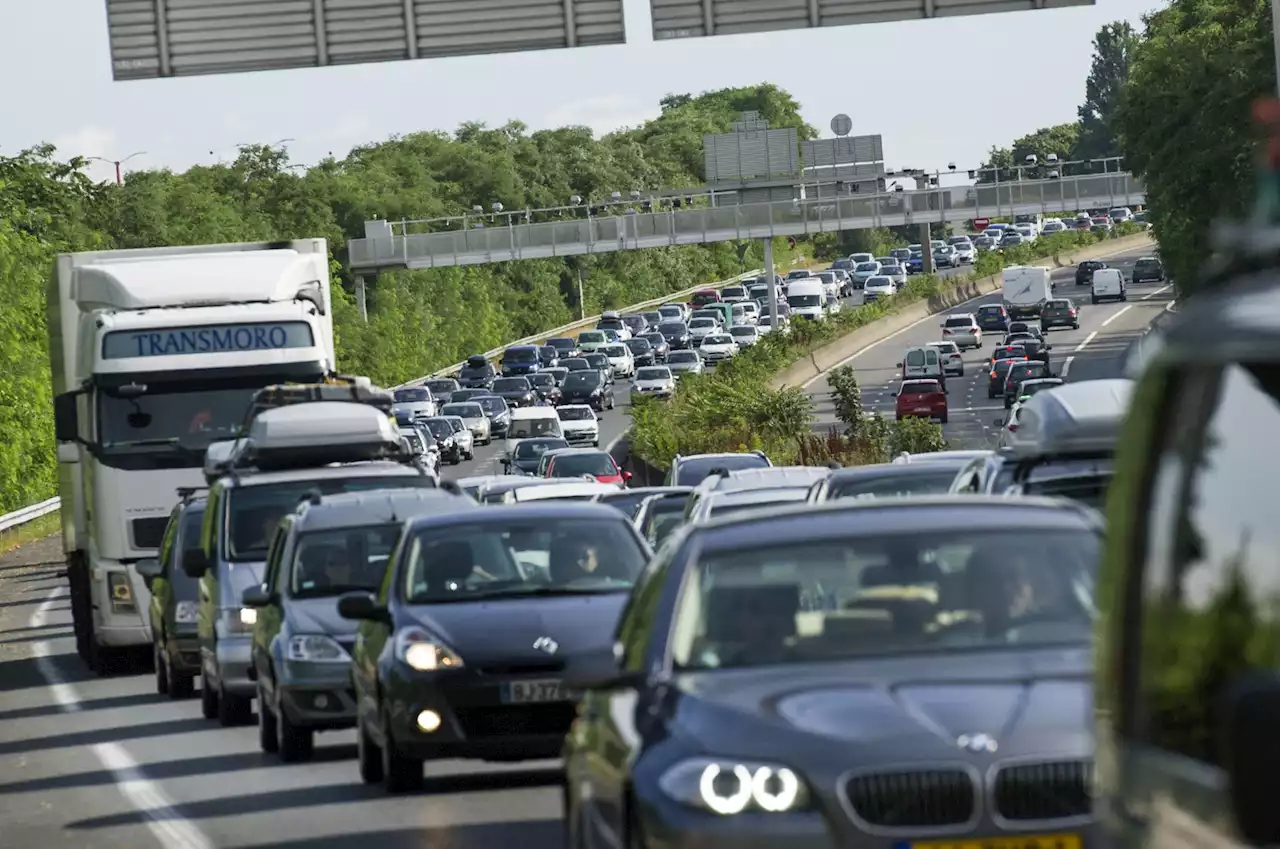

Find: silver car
<box><xmin>632</xmin><ymin>365</ymin><xmax>676</xmax><ymax>399</ymax></box>
<box><xmin>665</xmin><ymin>350</ymin><xmax>704</xmax><ymax>379</ymax></box>
<box><xmin>879</xmin><ymin>262</ymin><xmax>908</xmax><ymax>288</ymax></box>
<box><xmin>438</xmin><ymin>401</ymin><xmax>492</xmax><ymax>445</ymax></box>
<box><xmin>852</xmin><ymin>261</ymin><xmax>882</xmax><ymax>288</ymax></box>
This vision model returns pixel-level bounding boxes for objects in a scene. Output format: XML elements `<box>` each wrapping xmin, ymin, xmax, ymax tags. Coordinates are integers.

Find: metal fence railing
<box><xmin>0</xmin><ymin>496</ymin><xmax>60</xmax><ymax>535</ymax></box>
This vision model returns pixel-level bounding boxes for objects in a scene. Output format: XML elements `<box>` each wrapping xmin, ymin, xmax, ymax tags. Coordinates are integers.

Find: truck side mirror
<box><xmin>181</xmin><ymin>548</ymin><xmax>210</xmax><ymax>580</ymax></box>
<box><xmin>1222</xmin><ymin>672</ymin><xmax>1280</xmax><ymax>843</ymax></box>
<box><xmin>53</xmin><ymin>393</ymin><xmax>79</xmax><ymax>443</ymax></box>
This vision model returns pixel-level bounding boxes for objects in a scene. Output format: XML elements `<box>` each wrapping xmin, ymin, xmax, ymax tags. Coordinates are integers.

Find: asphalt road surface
<box><xmin>0</xmin><ymin>248</ymin><xmax>1159</xmax><ymax>849</ymax></box>
<box><xmin>805</xmin><ymin>244</ymin><xmax>1169</xmax><ymax>449</ymax></box>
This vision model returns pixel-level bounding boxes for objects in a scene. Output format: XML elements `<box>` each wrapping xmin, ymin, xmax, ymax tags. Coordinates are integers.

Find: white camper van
<box><xmin>1002</xmin><ymin>266</ymin><xmax>1054</xmax><ymax>321</ymax></box>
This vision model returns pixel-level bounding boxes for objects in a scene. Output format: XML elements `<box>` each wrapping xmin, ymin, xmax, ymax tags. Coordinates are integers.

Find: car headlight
<box><xmin>658</xmin><ymin>757</ymin><xmax>809</xmax><ymax>815</ymax></box>
<box><xmin>395</xmin><ymin>627</ymin><xmax>464</xmax><ymax>671</ymax></box>
<box><xmin>287</xmin><ymin>634</ymin><xmax>351</xmax><ymax>663</ymax></box>
<box><xmin>175</xmin><ymin>601</ymin><xmax>198</xmax><ymax>623</ymax></box>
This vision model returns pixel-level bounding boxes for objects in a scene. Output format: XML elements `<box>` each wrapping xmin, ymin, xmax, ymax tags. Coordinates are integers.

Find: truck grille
<box><xmin>130</xmin><ymin>517</ymin><xmax>169</xmax><ymax>550</ymax></box>
<box><xmin>844</xmin><ymin>768</ymin><xmax>976</xmax><ymax>828</ymax></box>
<box><xmin>992</xmin><ymin>760</ymin><xmax>1092</xmax><ymax>821</ymax></box>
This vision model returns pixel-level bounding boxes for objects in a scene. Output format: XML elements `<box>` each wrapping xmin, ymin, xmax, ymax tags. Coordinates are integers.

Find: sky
<box><xmin>4</xmin><ymin>0</ymin><xmax>1158</xmax><ymax>187</ymax></box>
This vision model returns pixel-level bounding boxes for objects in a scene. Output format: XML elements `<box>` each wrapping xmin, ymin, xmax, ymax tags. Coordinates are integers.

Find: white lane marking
<box><xmin>1061</xmin><ymin>356</ymin><xmax>1075</xmax><ymax>379</ymax></box>
<box><xmin>27</xmin><ymin>588</ymin><xmax>214</xmax><ymax>849</ymax></box>
<box><xmin>1100</xmin><ymin>305</ymin><xmax>1132</xmax><ymax>327</ymax></box>
<box><xmin>1143</xmin><ymin>284</ymin><xmax>1172</xmax><ymax>300</ymax></box>
<box><xmin>1074</xmin><ymin>331</ymin><xmax>1098</xmax><ymax>353</ymax></box>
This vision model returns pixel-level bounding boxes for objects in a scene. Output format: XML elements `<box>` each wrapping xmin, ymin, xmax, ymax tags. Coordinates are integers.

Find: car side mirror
<box><xmin>135</xmin><ymin>558</ymin><xmax>162</xmax><ymax>589</ymax></box>
<box><xmin>181</xmin><ymin>547</ymin><xmax>210</xmax><ymax>579</ymax></box>
<box><xmin>623</xmin><ymin>471</ymin><xmax>632</xmax><ymax>482</ymax></box>
<box><xmin>895</xmin><ymin>362</ymin><xmax>903</xmax><ymax>369</ymax></box>
<box><xmin>242</xmin><ymin>584</ymin><xmax>274</xmax><ymax>608</ymax></box>
<box><xmin>337</xmin><ymin>592</ymin><xmax>391</xmax><ymax>624</ymax></box>
<box><xmin>1222</xmin><ymin>672</ymin><xmax>1280</xmax><ymax>843</ymax></box>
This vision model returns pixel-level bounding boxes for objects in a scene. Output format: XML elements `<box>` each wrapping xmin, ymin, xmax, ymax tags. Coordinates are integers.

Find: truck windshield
<box><xmin>226</xmin><ymin>476</ymin><xmax>434</xmax><ymax>562</ymax></box>
<box><xmin>98</xmin><ymin>377</ymin><xmax>316</xmax><ymax>455</ymax></box>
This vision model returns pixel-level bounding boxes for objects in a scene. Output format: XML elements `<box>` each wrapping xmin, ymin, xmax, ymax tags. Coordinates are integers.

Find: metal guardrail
<box><xmin>0</xmin><ymin>496</ymin><xmax>60</xmax><ymax>534</ymax></box>
<box><xmin>397</xmin><ymin>266</ymin><xmax>772</xmax><ymax>385</ymax></box>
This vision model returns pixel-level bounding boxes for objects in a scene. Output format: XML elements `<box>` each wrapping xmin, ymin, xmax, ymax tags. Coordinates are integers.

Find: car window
<box><xmin>945</xmin><ymin>317</ymin><xmax>973</xmax><ymax>328</ymax></box>
<box><xmin>291</xmin><ymin>524</ymin><xmax>401</xmax><ymax>598</ymax></box>
<box><xmin>906</xmin><ymin>350</ymin><xmax>925</xmax><ymax>366</ymax></box>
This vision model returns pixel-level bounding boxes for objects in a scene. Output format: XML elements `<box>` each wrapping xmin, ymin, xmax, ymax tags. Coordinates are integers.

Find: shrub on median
<box><xmin>629</xmin><ymin>225</ymin><xmax>1145</xmax><ymax>470</ymax></box>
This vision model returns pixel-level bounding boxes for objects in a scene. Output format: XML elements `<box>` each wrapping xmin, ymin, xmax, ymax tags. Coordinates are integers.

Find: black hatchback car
<box><xmin>624</xmin><ymin>337</ymin><xmax>656</xmax><ymax>367</ymax></box>
<box><xmin>559</xmin><ymin>370</ymin><xmax>614</xmax><ymax>411</ymax></box>
<box><xmin>1040</xmin><ymin>298</ymin><xmax>1080</xmax><ymax>331</ymax></box>
<box><xmin>1130</xmin><ymin>255</ymin><xmax>1165</xmax><ymax>283</ymax></box>
<box><xmin>458</xmin><ymin>355</ymin><xmax>496</xmax><ymax>389</ymax></box>
<box><xmin>490</xmin><ymin>377</ymin><xmax>538</xmax><ymax>408</ymax></box>
<box><xmin>1075</xmin><ymin>260</ymin><xmax>1107</xmax><ymax>285</ymax></box>
<box><xmin>338</xmin><ymin>502</ymin><xmax>651</xmax><ymax>792</ymax></box>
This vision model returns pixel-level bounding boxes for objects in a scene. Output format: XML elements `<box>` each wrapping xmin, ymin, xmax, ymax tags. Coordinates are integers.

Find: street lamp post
<box><xmin>87</xmin><ymin>151</ymin><xmax>146</xmax><ymax>185</ymax></box>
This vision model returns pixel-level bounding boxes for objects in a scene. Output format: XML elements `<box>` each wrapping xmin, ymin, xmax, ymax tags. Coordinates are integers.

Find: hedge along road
<box><xmin>443</xmin><ymin>258</ymin><xmax>979</xmax><ymax>480</ymax></box>
<box><xmin>803</xmin><ymin>243</ymin><xmax>1174</xmax><ymax>450</ymax></box>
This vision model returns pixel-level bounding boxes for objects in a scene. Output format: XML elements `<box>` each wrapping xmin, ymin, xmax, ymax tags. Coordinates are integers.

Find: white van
<box><xmin>1002</xmin><ymin>266</ymin><xmax>1053</xmax><ymax>320</ymax></box>
<box><xmin>504</xmin><ymin>407</ymin><xmax>564</xmax><ymax>455</ymax></box>
<box><xmin>1091</xmin><ymin>267</ymin><xmax>1127</xmax><ymax>303</ymax></box>
<box><xmin>898</xmin><ymin>346</ymin><xmax>945</xmax><ymax>385</ymax></box>
<box><xmin>786</xmin><ymin>279</ymin><xmax>826</xmax><ymax>321</ymax></box>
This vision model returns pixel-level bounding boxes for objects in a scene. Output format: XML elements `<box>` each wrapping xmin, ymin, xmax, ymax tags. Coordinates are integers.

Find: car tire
<box><xmin>258</xmin><ymin>684</ymin><xmax>279</xmax><ymax>754</ymax></box>
<box><xmin>276</xmin><ymin>702</ymin><xmax>314</xmax><ymax>763</ymax></box>
<box><xmin>357</xmin><ymin>717</ymin><xmax>384</xmax><ymax>784</ymax></box>
<box><xmin>154</xmin><ymin>641</ymin><xmax>169</xmax><ymax>695</ymax></box>
<box><xmin>1091</xmin><ymin>297</ymin><xmax>1099</xmax><ymax>305</ymax></box>
<box><xmin>200</xmin><ymin>671</ymin><xmax>219</xmax><ymax>719</ymax></box>
<box><xmin>170</xmin><ymin>670</ymin><xmax>194</xmax><ymax>700</ymax></box>
<box><xmin>381</xmin><ymin>714</ymin><xmax>424</xmax><ymax>794</ymax></box>
<box><xmin>941</xmin><ymin>414</ymin><xmax>949</xmax><ymax>424</ymax></box>
<box><xmin>218</xmin><ymin>683</ymin><xmax>253</xmax><ymax>727</ymax></box>
<box><xmin>1073</xmin><ymin>322</ymin><xmax>1080</xmax><ymax>329</ymax></box>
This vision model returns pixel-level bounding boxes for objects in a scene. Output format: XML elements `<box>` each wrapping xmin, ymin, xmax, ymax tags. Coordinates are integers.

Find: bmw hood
<box><xmin>286</xmin><ymin>596</ymin><xmax>360</xmax><ymax>638</ymax></box>
<box><xmin>406</xmin><ymin>593</ymin><xmax>629</xmax><ymax>666</ymax></box>
<box><xmin>668</xmin><ymin>646</ymin><xmax>1092</xmax><ymax>755</ymax></box>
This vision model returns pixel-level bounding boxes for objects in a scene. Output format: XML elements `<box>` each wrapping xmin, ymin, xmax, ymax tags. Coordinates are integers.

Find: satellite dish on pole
<box><xmin>830</xmin><ymin>113</ymin><xmax>853</xmax><ymax>137</ymax></box>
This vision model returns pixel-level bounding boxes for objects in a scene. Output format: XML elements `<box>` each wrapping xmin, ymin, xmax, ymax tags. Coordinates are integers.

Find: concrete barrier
<box><xmin>772</xmin><ymin>232</ymin><xmax>1155</xmax><ymax>390</ymax></box>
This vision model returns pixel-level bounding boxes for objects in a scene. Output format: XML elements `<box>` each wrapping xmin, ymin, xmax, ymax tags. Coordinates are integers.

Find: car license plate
<box><xmin>909</xmin><ymin>835</ymin><xmax>1081</xmax><ymax>849</ymax></box>
<box><xmin>501</xmin><ymin>679</ymin><xmax>578</xmax><ymax>704</ymax></box>
<box><xmin>915</xmin><ymin>407</ymin><xmax>931</xmax><ymax>413</ymax></box>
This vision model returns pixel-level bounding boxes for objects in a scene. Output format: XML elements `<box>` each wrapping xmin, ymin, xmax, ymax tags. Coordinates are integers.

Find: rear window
<box><xmin>978</xmin><ymin>305</ymin><xmax>1003</xmax><ymax>314</ymax></box>
<box><xmin>1135</xmin><ymin>259</ymin><xmax>1160</xmax><ymax>269</ymax></box>
<box><xmin>902</xmin><ymin>381</ymin><xmax>941</xmax><ymax>393</ymax></box>
<box><xmin>906</xmin><ymin>350</ymin><xmax>926</xmax><ymax>366</ymax></box>
<box><xmin>944</xmin><ymin>317</ymin><xmax>973</xmax><ymax>328</ymax></box>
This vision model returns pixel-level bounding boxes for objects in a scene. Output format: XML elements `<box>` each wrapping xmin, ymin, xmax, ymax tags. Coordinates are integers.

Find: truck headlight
<box><xmin>108</xmin><ymin>572</ymin><xmax>135</xmax><ymax>615</ymax></box>
<box><xmin>658</xmin><ymin>757</ymin><xmax>809</xmax><ymax>815</ymax></box>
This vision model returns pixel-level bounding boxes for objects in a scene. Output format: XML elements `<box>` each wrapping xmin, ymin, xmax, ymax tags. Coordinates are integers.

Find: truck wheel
<box><xmin>200</xmin><ymin>671</ymin><xmax>220</xmax><ymax>719</ymax></box>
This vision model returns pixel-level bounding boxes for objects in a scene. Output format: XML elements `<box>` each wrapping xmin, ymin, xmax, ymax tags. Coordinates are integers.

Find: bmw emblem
<box><xmin>957</xmin><ymin>733</ymin><xmax>998</xmax><ymax>753</ymax></box>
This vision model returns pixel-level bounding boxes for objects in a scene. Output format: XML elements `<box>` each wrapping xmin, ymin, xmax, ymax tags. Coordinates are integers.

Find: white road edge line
<box><xmin>1061</xmin><ymin>356</ymin><xmax>1075</xmax><ymax>379</ymax></box>
<box><xmin>1073</xmin><ymin>331</ymin><xmax>1098</xmax><ymax>353</ymax></box>
<box><xmin>1099</xmin><ymin>305</ymin><xmax>1132</xmax><ymax>328</ymax></box>
<box><xmin>28</xmin><ymin>588</ymin><xmax>215</xmax><ymax>849</ymax></box>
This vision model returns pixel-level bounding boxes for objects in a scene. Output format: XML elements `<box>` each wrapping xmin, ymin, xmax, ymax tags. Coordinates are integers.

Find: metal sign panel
<box><xmin>704</xmin><ymin>128</ymin><xmax>800</xmax><ymax>182</ymax></box>
<box><xmin>651</xmin><ymin>0</ymin><xmax>1093</xmax><ymax>40</ymax></box>
<box><xmin>800</xmin><ymin>135</ymin><xmax>884</xmax><ymax>168</ymax></box>
<box><xmin>104</xmin><ymin>0</ymin><xmax>626</xmax><ymax>80</ymax></box>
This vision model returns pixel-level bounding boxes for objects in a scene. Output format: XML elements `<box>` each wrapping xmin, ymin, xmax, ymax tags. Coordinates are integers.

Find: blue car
<box><xmin>906</xmin><ymin>252</ymin><xmax>925</xmax><ymax>274</ymax></box>
<box><xmin>975</xmin><ymin>304</ymin><xmax>1010</xmax><ymax>331</ymax></box>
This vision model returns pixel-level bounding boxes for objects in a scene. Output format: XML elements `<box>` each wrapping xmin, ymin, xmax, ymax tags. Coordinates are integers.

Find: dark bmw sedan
<box><xmin>338</xmin><ymin>502</ymin><xmax>650</xmax><ymax>793</ymax></box>
<box><xmin>491</xmin><ymin>377</ymin><xmax>538</xmax><ymax>408</ymax></box>
<box><xmin>624</xmin><ymin>337</ymin><xmax>656</xmax><ymax>367</ymax></box>
<box><xmin>562</xmin><ymin>496</ymin><xmax>1102</xmax><ymax>849</ymax></box>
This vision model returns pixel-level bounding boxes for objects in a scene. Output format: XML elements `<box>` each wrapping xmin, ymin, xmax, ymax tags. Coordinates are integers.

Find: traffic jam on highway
<box><xmin>1</xmin><ymin>216</ymin><xmax>1170</xmax><ymax>849</ymax></box>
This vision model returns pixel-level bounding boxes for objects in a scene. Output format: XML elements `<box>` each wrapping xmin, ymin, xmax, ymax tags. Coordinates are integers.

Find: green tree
<box><xmin>1115</xmin><ymin>0</ymin><xmax>1274</xmax><ymax>294</ymax></box>
<box><xmin>1077</xmin><ymin>21</ymin><xmax>1140</xmax><ymax>161</ymax></box>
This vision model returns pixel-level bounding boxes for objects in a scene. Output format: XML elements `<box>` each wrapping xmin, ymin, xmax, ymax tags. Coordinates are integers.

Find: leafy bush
<box><xmin>632</xmin><ymin>224</ymin><xmax>1146</xmax><ymax>470</ymax></box>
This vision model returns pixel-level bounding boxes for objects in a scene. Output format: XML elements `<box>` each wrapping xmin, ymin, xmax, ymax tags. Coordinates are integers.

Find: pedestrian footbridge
<box><xmin>347</xmin><ymin>172</ymin><xmax>1145</xmax><ymax>271</ymax></box>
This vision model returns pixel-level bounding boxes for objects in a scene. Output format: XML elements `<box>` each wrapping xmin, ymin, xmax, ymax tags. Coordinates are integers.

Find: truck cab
<box><xmin>49</xmin><ymin>241</ymin><xmax>337</xmax><ymax>673</ymax></box>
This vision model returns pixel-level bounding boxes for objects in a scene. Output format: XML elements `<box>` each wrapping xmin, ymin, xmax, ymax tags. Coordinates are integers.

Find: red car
<box><xmin>690</xmin><ymin>289</ymin><xmax>722</xmax><ymax>308</ymax></box>
<box><xmin>896</xmin><ymin>379</ymin><xmax>948</xmax><ymax>424</ymax></box>
<box><xmin>545</xmin><ymin>449</ymin><xmax>631</xmax><ymax>487</ymax></box>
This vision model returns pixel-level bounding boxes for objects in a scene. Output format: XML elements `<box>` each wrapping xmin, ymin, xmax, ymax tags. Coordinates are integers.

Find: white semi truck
<box><xmin>48</xmin><ymin>240</ymin><xmax>337</xmax><ymax>673</ymax></box>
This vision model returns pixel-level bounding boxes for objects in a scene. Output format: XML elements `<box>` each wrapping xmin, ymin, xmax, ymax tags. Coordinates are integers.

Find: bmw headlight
<box><xmin>287</xmin><ymin>634</ymin><xmax>351</xmax><ymax>663</ymax></box>
<box><xmin>395</xmin><ymin>627</ymin><xmax>464</xmax><ymax>671</ymax></box>
<box><xmin>658</xmin><ymin>757</ymin><xmax>808</xmax><ymax>815</ymax></box>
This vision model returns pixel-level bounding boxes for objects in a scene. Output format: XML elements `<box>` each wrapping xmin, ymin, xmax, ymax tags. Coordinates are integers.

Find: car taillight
<box><xmin>1008</xmin><ymin>423</ymin><xmax>1018</xmax><ymax>431</ymax></box>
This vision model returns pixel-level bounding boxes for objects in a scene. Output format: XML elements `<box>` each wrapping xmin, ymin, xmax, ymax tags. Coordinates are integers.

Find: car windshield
<box><xmin>508</xmin><ymin>417</ymin><xmax>561</xmax><ymax>438</ymax></box>
<box><xmin>601</xmin><ymin>346</ymin><xmax>627</xmax><ymax>357</ymax></box>
<box><xmin>690</xmin><ymin>319</ymin><xmax>717</xmax><ymax>328</ymax></box>
<box><xmin>475</xmin><ymin>397</ymin><xmax>507</xmax><ymax>415</ymax></box>
<box><xmin>557</xmin><ymin>406</ymin><xmax>595</xmax><ymax>421</ymax></box>
<box><xmin>578</xmin><ymin>332</ymin><xmax>605</xmax><ymax>343</ymax></box>
<box><xmin>669</xmin><ymin>352</ymin><xmax>699</xmax><ymax>364</ymax></box>
<box><xmin>505</xmin><ymin>348</ymin><xmax>537</xmax><ymax>363</ymax></box>
<box><xmin>290</xmin><ymin>524</ymin><xmax>402</xmax><ymax>598</ymax></box>
<box><xmin>788</xmin><ymin>294</ymin><xmax>821</xmax><ymax>307</ymax></box>
<box><xmin>637</xmin><ymin>367</ymin><xmax>671</xmax><ymax>380</ymax></box>
<box><xmin>583</xmin><ymin>355</ymin><xmax>609</xmax><ymax>368</ymax></box>
<box><xmin>563</xmin><ymin>372</ymin><xmax>601</xmax><ymax>390</ymax></box>
<box><xmin>548</xmin><ymin>338</ymin><xmax>574</xmax><ymax>350</ymax></box>
<box><xmin>424</xmin><ymin>380</ymin><xmax>457</xmax><ymax>394</ymax></box>
<box><xmin>730</xmin><ymin>327</ymin><xmax>755</xmax><ymax>337</ymax></box>
<box><xmin>829</xmin><ymin>469</ymin><xmax>960</xmax><ymax>499</ymax></box>
<box><xmin>420</xmin><ymin>419</ymin><xmax>452</xmax><ymax>440</ymax></box>
<box><xmin>513</xmin><ymin>438</ymin><xmax>569</xmax><ymax>459</ymax></box>
<box><xmin>403</xmin><ymin>517</ymin><xmax>647</xmax><ymax>603</ymax></box>
<box><xmin>440</xmin><ymin>403</ymin><xmax>483</xmax><ymax>418</ymax></box>
<box><xmin>393</xmin><ymin>388</ymin><xmax>432</xmax><ymax>403</ymax></box>
<box><xmin>855</xmin><ymin>263</ymin><xmax>878</xmax><ymax>272</ymax></box>
<box><xmin>492</xmin><ymin>378</ymin><xmax>529</xmax><ymax>392</ymax></box>
<box><xmin>227</xmin><ymin>477</ymin><xmax>432</xmax><ymax>561</ymax></box>
<box><xmin>627</xmin><ymin>339</ymin><xmax>652</xmax><ymax>352</ymax></box>
<box><xmin>563</xmin><ymin>359</ymin><xmax>591</xmax><ymax>371</ymax></box>
<box><xmin>529</xmin><ymin>373</ymin><xmax>555</xmax><ymax>387</ymax></box>
<box><xmin>551</xmin><ymin>452</ymin><xmax>618</xmax><ymax>477</ymax></box>
<box><xmin>669</xmin><ymin>527</ymin><xmax>1099</xmax><ymax>670</ymax></box>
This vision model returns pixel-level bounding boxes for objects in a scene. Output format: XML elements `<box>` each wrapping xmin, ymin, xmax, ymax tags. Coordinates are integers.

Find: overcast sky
<box><xmin>4</xmin><ymin>0</ymin><xmax>1155</xmax><ymax>186</ymax></box>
